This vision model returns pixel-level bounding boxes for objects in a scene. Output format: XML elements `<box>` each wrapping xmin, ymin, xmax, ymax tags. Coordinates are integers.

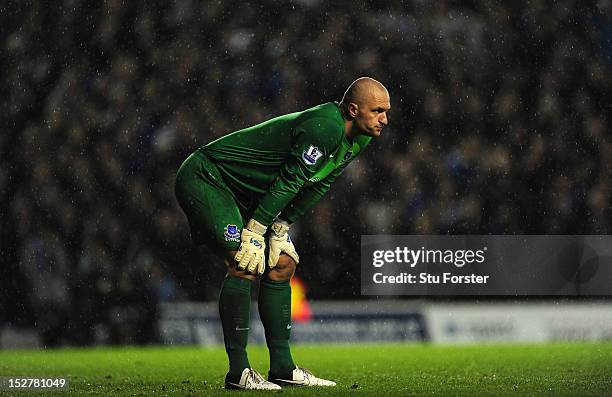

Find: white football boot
<box><xmin>225</xmin><ymin>368</ymin><xmax>282</xmax><ymax>390</ymax></box>
<box><xmin>270</xmin><ymin>367</ymin><xmax>336</xmax><ymax>387</ymax></box>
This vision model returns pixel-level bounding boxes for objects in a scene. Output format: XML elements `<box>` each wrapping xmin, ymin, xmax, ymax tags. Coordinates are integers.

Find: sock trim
<box><xmin>261</xmin><ymin>278</ymin><xmax>290</xmax><ymax>289</ymax></box>
<box><xmin>224</xmin><ymin>275</ymin><xmax>253</xmax><ymax>291</ymax></box>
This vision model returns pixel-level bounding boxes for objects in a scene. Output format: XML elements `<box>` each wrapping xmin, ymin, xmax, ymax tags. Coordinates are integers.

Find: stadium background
<box><xmin>2</xmin><ymin>1</ymin><xmax>612</xmax><ymax>347</ymax></box>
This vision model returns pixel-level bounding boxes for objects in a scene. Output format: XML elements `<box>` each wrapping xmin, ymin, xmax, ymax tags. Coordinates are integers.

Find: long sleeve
<box><xmin>281</xmin><ymin>135</ymin><xmax>372</xmax><ymax>223</ymax></box>
<box><xmin>251</xmin><ymin>117</ymin><xmax>343</xmax><ymax>226</ymax></box>
<box><xmin>280</xmin><ymin>163</ymin><xmax>346</xmax><ymax>223</ymax></box>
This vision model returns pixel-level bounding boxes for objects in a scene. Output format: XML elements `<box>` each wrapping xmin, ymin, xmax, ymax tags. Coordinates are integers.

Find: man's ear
<box><xmin>348</xmin><ymin>102</ymin><xmax>359</xmax><ymax>118</ymax></box>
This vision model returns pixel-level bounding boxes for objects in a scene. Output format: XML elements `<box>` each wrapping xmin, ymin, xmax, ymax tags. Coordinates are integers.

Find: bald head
<box><xmin>340</xmin><ymin>77</ymin><xmax>390</xmax><ymax>139</ymax></box>
<box><xmin>341</xmin><ymin>77</ymin><xmax>389</xmax><ymax>108</ymax></box>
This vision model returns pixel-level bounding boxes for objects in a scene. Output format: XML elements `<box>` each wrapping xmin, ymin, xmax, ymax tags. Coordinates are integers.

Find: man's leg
<box><xmin>175</xmin><ymin>152</ymin><xmax>280</xmax><ymax>390</ymax></box>
<box><xmin>219</xmin><ymin>252</ymin><xmax>282</xmax><ymax>390</ymax></box>
<box><xmin>219</xmin><ymin>252</ymin><xmax>255</xmax><ymax>382</ymax></box>
<box><xmin>260</xmin><ymin>254</ymin><xmax>336</xmax><ymax>387</ymax></box>
<box><xmin>258</xmin><ymin>254</ymin><xmax>297</xmax><ymax>378</ymax></box>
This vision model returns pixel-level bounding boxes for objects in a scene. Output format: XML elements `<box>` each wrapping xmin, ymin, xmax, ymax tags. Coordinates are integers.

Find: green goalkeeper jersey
<box><xmin>200</xmin><ymin>102</ymin><xmax>371</xmax><ymax>226</ymax></box>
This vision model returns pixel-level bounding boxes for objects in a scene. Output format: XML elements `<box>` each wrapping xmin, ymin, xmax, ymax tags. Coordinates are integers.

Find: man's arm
<box><xmin>279</xmin><ymin>166</ymin><xmax>343</xmax><ymax>224</ymax></box>
<box><xmin>280</xmin><ymin>135</ymin><xmax>372</xmax><ymax>223</ymax></box>
<box><xmin>264</xmin><ymin>165</ymin><xmax>343</xmax><ymax>270</ymax></box>
<box><xmin>235</xmin><ymin>117</ymin><xmax>342</xmax><ymax>273</ymax></box>
<box><xmin>251</xmin><ymin>116</ymin><xmax>343</xmax><ymax>226</ymax></box>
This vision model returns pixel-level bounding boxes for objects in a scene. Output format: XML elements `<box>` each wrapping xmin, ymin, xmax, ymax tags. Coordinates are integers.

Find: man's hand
<box><xmin>235</xmin><ymin>219</ymin><xmax>267</xmax><ymax>274</ymax></box>
<box><xmin>268</xmin><ymin>220</ymin><xmax>300</xmax><ymax>268</ymax></box>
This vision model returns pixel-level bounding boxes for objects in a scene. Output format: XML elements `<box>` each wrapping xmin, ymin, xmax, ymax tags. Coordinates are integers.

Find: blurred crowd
<box><xmin>2</xmin><ymin>0</ymin><xmax>611</xmax><ymax>345</ymax></box>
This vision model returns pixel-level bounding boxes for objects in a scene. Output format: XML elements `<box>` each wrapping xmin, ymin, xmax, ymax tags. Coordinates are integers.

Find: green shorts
<box><xmin>175</xmin><ymin>150</ymin><xmax>245</xmax><ymax>251</ymax></box>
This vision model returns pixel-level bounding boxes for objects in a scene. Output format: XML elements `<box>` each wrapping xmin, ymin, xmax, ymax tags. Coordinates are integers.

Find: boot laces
<box><xmin>248</xmin><ymin>369</ymin><xmax>266</xmax><ymax>384</ymax></box>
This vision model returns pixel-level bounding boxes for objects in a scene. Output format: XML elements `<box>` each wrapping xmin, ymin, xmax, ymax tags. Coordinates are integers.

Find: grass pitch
<box><xmin>0</xmin><ymin>343</ymin><xmax>611</xmax><ymax>396</ymax></box>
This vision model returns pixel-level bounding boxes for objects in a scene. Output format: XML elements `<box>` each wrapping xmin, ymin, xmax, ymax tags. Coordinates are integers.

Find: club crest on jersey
<box><xmin>224</xmin><ymin>224</ymin><xmax>240</xmax><ymax>242</ymax></box>
<box><xmin>344</xmin><ymin>151</ymin><xmax>353</xmax><ymax>161</ymax></box>
<box><xmin>303</xmin><ymin>145</ymin><xmax>323</xmax><ymax>165</ymax></box>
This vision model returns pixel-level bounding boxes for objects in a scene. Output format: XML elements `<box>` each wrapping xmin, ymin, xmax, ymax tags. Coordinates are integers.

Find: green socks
<box><xmin>219</xmin><ymin>276</ymin><xmax>296</xmax><ymax>381</ymax></box>
<box><xmin>219</xmin><ymin>275</ymin><xmax>252</xmax><ymax>380</ymax></box>
<box><xmin>258</xmin><ymin>278</ymin><xmax>296</xmax><ymax>377</ymax></box>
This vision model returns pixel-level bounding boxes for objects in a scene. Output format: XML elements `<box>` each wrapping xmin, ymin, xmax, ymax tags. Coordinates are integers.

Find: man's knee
<box><xmin>267</xmin><ymin>254</ymin><xmax>297</xmax><ymax>281</ymax></box>
<box><xmin>223</xmin><ymin>250</ymin><xmax>296</xmax><ymax>281</ymax></box>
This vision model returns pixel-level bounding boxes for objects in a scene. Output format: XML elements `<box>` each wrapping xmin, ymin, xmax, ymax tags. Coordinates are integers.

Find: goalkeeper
<box><xmin>175</xmin><ymin>77</ymin><xmax>390</xmax><ymax>390</ymax></box>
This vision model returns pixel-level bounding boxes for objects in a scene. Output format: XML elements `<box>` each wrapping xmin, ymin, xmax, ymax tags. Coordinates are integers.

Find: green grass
<box><xmin>0</xmin><ymin>343</ymin><xmax>611</xmax><ymax>396</ymax></box>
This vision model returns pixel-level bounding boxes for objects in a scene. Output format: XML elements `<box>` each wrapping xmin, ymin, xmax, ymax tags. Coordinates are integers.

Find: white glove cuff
<box><xmin>271</xmin><ymin>219</ymin><xmax>291</xmax><ymax>237</ymax></box>
<box><xmin>246</xmin><ymin>218</ymin><xmax>267</xmax><ymax>235</ymax></box>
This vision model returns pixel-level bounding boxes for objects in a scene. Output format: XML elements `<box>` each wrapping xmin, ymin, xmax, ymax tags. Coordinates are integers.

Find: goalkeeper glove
<box><xmin>268</xmin><ymin>219</ymin><xmax>300</xmax><ymax>268</ymax></box>
<box><xmin>235</xmin><ymin>219</ymin><xmax>267</xmax><ymax>274</ymax></box>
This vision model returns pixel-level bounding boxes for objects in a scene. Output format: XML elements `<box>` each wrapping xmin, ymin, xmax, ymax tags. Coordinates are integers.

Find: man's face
<box><xmin>352</xmin><ymin>90</ymin><xmax>391</xmax><ymax>137</ymax></box>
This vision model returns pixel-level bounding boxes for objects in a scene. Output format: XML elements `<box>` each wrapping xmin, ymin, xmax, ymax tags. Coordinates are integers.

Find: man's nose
<box><xmin>379</xmin><ymin>113</ymin><xmax>388</xmax><ymax>126</ymax></box>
